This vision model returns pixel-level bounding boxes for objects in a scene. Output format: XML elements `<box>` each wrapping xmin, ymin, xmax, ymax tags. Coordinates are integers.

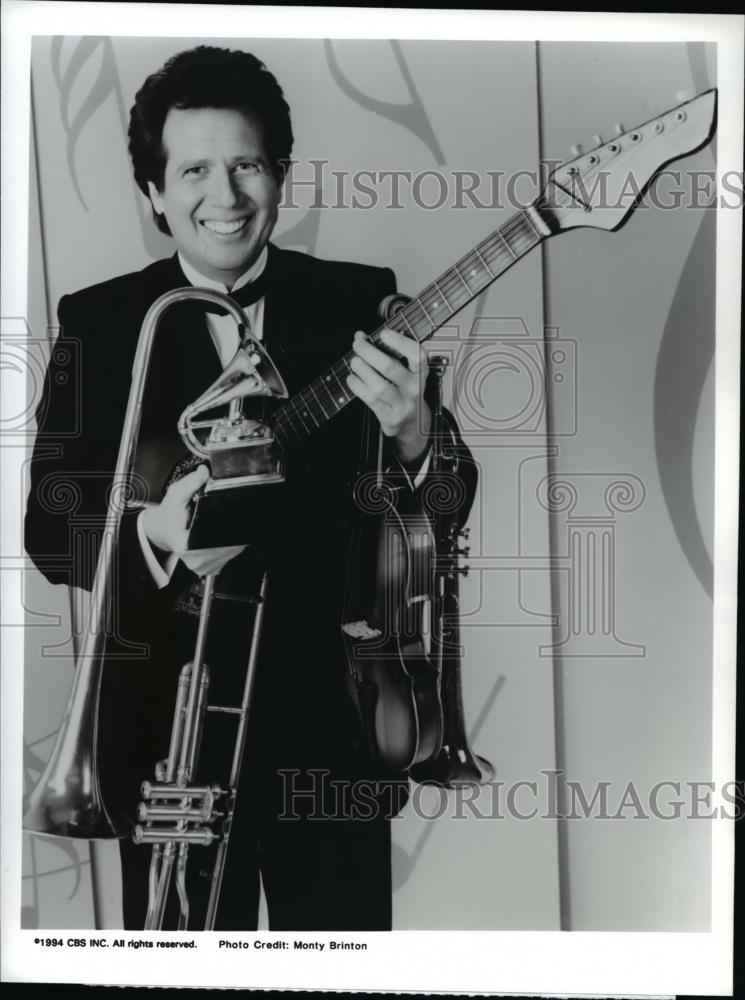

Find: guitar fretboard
<box><xmin>272</xmin><ymin>207</ymin><xmax>544</xmax><ymax>451</ymax></box>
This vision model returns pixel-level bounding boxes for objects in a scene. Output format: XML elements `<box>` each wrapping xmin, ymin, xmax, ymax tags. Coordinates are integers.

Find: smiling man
<box><xmin>25</xmin><ymin>46</ymin><xmax>476</xmax><ymax>931</ymax></box>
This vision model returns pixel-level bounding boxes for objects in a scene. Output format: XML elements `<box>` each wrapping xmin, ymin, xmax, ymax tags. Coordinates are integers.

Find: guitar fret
<box><xmin>522</xmin><ymin>209</ymin><xmax>542</xmax><ymax>240</ymax></box>
<box><xmin>453</xmin><ymin>262</ymin><xmax>472</xmax><ymax>294</ymax></box>
<box><xmin>273</xmin><ymin>420</ymin><xmax>293</xmax><ymax>450</ymax></box>
<box><xmin>408</xmin><ymin>298</ymin><xmax>434</xmax><ymax>335</ymax></box>
<box><xmin>432</xmin><ymin>279</ymin><xmax>452</xmax><ymax>316</ymax></box>
<box><xmin>497</xmin><ymin>229</ymin><xmax>517</xmax><ymax>260</ymax></box>
<box><xmin>292</xmin><ymin>391</ymin><xmax>320</xmax><ymax>429</ymax></box>
<box><xmin>397</xmin><ymin>309</ymin><xmax>418</xmax><ymax>339</ymax></box>
<box><xmin>323</xmin><ymin>369</ymin><xmax>348</xmax><ymax>408</ymax></box>
<box><xmin>275</xmin><ymin>406</ymin><xmax>301</xmax><ymax>445</ymax></box>
<box><xmin>308</xmin><ymin>380</ymin><xmax>330</xmax><ymax>419</ymax></box>
<box><xmin>336</xmin><ymin>364</ymin><xmax>352</xmax><ymax>405</ymax></box>
<box><xmin>474</xmin><ymin>247</ymin><xmax>495</xmax><ymax>278</ymax></box>
<box><xmin>318</xmin><ymin>373</ymin><xmax>338</xmax><ymax>412</ymax></box>
<box><xmin>420</xmin><ymin>287</ymin><xmax>448</xmax><ymax>324</ymax></box>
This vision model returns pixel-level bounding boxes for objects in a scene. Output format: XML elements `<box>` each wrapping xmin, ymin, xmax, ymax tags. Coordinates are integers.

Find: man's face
<box><xmin>148</xmin><ymin>106</ymin><xmax>281</xmax><ymax>286</ymax></box>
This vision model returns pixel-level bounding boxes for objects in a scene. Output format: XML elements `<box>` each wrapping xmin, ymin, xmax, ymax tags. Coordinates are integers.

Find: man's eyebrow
<box><xmin>174</xmin><ymin>157</ymin><xmax>211</xmax><ymax>171</ymax></box>
<box><xmin>171</xmin><ymin>151</ymin><xmax>268</xmax><ymax>172</ymax></box>
<box><xmin>230</xmin><ymin>151</ymin><xmax>267</xmax><ymax>163</ymax></box>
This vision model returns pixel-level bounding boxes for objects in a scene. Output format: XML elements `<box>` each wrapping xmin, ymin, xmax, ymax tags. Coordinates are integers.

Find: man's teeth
<box><xmin>202</xmin><ymin>218</ymin><xmax>248</xmax><ymax>235</ymax></box>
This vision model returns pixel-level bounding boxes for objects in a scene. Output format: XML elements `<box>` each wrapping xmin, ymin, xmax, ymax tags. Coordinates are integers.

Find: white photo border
<box><xmin>1</xmin><ymin>3</ymin><xmax>741</xmax><ymax>994</ymax></box>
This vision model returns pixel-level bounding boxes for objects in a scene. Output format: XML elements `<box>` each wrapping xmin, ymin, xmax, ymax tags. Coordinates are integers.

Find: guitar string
<box><xmin>277</xmin><ymin>212</ymin><xmax>538</xmax><ymax>442</ymax></box>
<box><xmin>273</xmin><ymin>210</ymin><xmax>541</xmax><ymax>447</ymax></box>
<box><xmin>273</xmin><ymin>220</ymin><xmax>537</xmax><ymax>448</ymax></box>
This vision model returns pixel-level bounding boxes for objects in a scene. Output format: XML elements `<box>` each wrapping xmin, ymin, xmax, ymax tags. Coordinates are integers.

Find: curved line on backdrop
<box><xmin>652</xmin><ymin>42</ymin><xmax>715</xmax><ymax>599</ymax></box>
<box><xmin>51</xmin><ymin>36</ymin><xmax>114</xmax><ymax>213</ymax></box>
<box><xmin>325</xmin><ymin>39</ymin><xmax>446</xmax><ymax>166</ymax></box>
<box><xmin>652</xmin><ymin>206</ymin><xmax>715</xmax><ymax>599</ymax></box>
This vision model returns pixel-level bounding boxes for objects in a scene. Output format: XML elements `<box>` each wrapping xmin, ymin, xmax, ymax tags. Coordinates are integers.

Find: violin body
<box><xmin>343</xmin><ymin>474</ymin><xmax>443</xmax><ymax>771</ymax></box>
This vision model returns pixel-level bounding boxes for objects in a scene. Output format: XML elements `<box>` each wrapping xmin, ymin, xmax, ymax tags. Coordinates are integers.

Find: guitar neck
<box><xmin>273</xmin><ymin>205</ymin><xmax>548</xmax><ymax>451</ymax></box>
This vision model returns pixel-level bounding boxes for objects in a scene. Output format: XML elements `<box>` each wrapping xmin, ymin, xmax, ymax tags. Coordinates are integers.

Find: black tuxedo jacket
<box><xmin>25</xmin><ymin>244</ymin><xmax>478</xmax><ymax>822</ymax></box>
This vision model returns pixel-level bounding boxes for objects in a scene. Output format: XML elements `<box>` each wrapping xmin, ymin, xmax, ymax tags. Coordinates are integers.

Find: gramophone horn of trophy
<box><xmin>176</xmin><ymin>317</ymin><xmax>290</xmax><ymax>548</ymax></box>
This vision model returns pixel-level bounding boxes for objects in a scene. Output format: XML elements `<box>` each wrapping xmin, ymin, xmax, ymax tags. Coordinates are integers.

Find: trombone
<box><xmin>24</xmin><ymin>287</ymin><xmax>288</xmax><ymax>928</ymax></box>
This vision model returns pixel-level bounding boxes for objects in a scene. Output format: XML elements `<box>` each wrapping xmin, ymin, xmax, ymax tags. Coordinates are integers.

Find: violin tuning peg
<box><xmin>570</xmin><ymin>143</ymin><xmax>583</xmax><ymax>157</ymax></box>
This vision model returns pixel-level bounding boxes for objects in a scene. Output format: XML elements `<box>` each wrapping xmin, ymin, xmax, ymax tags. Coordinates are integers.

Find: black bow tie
<box><xmin>200</xmin><ymin>267</ymin><xmax>269</xmax><ymax>315</ymax></box>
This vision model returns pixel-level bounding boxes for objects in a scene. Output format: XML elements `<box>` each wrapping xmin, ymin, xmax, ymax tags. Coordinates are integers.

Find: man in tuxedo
<box><xmin>25</xmin><ymin>45</ymin><xmax>476</xmax><ymax>930</ymax></box>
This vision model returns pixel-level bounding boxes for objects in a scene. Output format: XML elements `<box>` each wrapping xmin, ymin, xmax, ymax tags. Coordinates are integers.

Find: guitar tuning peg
<box><xmin>570</xmin><ymin>143</ymin><xmax>583</xmax><ymax>157</ymax></box>
<box><xmin>614</xmin><ymin>122</ymin><xmax>625</xmax><ymax>136</ymax></box>
<box><xmin>675</xmin><ymin>89</ymin><xmax>693</xmax><ymax>103</ymax></box>
<box><xmin>593</xmin><ymin>133</ymin><xmax>603</xmax><ymax>147</ymax></box>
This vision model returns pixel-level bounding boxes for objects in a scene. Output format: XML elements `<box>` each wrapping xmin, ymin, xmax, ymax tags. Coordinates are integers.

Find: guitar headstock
<box><xmin>538</xmin><ymin>89</ymin><xmax>717</xmax><ymax>232</ymax></box>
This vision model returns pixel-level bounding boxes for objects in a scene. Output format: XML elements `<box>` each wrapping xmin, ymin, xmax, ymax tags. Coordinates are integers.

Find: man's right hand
<box><xmin>141</xmin><ymin>464</ymin><xmax>247</xmax><ymax>577</ymax></box>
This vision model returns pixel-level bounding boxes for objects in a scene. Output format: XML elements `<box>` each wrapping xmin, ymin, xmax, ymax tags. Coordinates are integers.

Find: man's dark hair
<box><xmin>128</xmin><ymin>46</ymin><xmax>293</xmax><ymax>234</ymax></box>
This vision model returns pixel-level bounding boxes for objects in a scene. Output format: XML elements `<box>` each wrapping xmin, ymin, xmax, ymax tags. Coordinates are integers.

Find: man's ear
<box><xmin>147</xmin><ymin>180</ymin><xmax>165</xmax><ymax>216</ymax></box>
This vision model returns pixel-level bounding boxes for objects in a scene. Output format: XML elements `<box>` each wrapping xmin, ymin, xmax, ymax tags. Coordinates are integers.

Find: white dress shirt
<box><xmin>137</xmin><ymin>248</ymin><xmax>429</xmax><ymax>588</ymax></box>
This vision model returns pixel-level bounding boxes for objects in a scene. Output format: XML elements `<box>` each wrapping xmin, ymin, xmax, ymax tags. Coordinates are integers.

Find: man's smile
<box><xmin>200</xmin><ymin>217</ymin><xmax>250</xmax><ymax>236</ymax></box>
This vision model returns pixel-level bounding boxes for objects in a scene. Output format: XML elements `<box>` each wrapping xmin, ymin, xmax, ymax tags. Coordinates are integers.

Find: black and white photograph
<box><xmin>1</xmin><ymin>3</ymin><xmax>741</xmax><ymax>994</ymax></box>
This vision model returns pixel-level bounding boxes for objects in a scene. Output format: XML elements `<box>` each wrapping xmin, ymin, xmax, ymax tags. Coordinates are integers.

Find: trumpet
<box><xmin>24</xmin><ymin>287</ymin><xmax>286</xmax><ymax>928</ymax></box>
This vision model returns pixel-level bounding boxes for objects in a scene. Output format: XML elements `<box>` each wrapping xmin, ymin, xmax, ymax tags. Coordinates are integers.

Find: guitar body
<box><xmin>343</xmin><ymin>478</ymin><xmax>443</xmax><ymax>771</ymax></box>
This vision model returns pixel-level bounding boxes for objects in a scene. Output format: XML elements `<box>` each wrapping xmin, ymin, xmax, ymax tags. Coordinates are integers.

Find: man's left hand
<box><xmin>347</xmin><ymin>327</ymin><xmax>431</xmax><ymax>464</ymax></box>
